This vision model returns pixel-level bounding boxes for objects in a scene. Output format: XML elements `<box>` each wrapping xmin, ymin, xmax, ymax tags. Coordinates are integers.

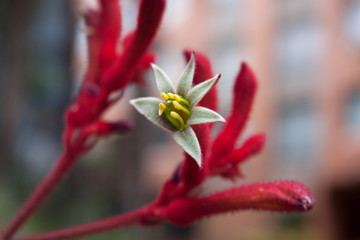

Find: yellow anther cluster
<box><xmin>158</xmin><ymin>92</ymin><xmax>191</xmax><ymax>131</ymax></box>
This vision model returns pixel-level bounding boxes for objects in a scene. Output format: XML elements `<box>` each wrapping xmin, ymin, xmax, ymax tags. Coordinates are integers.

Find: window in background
<box><xmin>276</xmin><ymin>101</ymin><xmax>320</xmax><ymax>168</ymax></box>
<box><xmin>344</xmin><ymin>0</ymin><xmax>360</xmax><ymax>48</ymax></box>
<box><xmin>275</xmin><ymin>1</ymin><xmax>323</xmax><ymax>95</ymax></box>
<box><xmin>272</xmin><ymin>1</ymin><xmax>324</xmax><ymax>179</ymax></box>
<box><xmin>276</xmin><ymin>18</ymin><xmax>322</xmax><ymax>81</ymax></box>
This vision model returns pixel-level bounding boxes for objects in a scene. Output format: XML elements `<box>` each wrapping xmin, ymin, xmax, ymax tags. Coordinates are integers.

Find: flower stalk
<box><xmin>14</xmin><ymin>205</ymin><xmax>154</xmax><ymax>240</ymax></box>
<box><xmin>0</xmin><ymin>0</ymin><xmax>165</xmax><ymax>239</ymax></box>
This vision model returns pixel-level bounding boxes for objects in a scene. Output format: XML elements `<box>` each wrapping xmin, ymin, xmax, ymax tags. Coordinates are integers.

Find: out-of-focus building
<box><xmin>149</xmin><ymin>0</ymin><xmax>360</xmax><ymax>239</ymax></box>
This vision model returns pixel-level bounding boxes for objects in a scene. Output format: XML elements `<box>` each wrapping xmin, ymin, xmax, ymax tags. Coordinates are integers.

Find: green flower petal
<box><xmin>173</xmin><ymin>126</ymin><xmax>202</xmax><ymax>167</ymax></box>
<box><xmin>186</xmin><ymin>74</ymin><xmax>220</xmax><ymax>107</ymax></box>
<box><xmin>130</xmin><ymin>97</ymin><xmax>175</xmax><ymax>132</ymax></box>
<box><xmin>176</xmin><ymin>52</ymin><xmax>195</xmax><ymax>96</ymax></box>
<box><xmin>188</xmin><ymin>106</ymin><xmax>226</xmax><ymax>125</ymax></box>
<box><xmin>151</xmin><ymin>64</ymin><xmax>175</xmax><ymax>94</ymax></box>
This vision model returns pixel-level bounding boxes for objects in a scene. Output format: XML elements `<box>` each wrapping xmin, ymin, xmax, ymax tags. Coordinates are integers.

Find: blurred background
<box><xmin>1</xmin><ymin>0</ymin><xmax>360</xmax><ymax>239</ymax></box>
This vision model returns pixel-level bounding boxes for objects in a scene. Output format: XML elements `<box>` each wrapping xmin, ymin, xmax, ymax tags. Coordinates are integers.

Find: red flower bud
<box><xmin>103</xmin><ymin>0</ymin><xmax>166</xmax><ymax>91</ymax></box>
<box><xmin>209</xmin><ymin>63</ymin><xmax>257</xmax><ymax>164</ymax></box>
<box><xmin>163</xmin><ymin>181</ymin><xmax>315</xmax><ymax>226</ymax></box>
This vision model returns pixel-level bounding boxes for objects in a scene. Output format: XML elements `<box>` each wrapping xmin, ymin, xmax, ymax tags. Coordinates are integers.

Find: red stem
<box><xmin>14</xmin><ymin>205</ymin><xmax>155</xmax><ymax>240</ymax></box>
<box><xmin>1</xmin><ymin>153</ymin><xmax>77</xmax><ymax>240</ymax></box>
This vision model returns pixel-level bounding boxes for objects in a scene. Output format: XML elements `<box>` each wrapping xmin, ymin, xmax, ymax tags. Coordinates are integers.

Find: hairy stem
<box><xmin>14</xmin><ymin>205</ymin><xmax>155</xmax><ymax>240</ymax></box>
<box><xmin>1</xmin><ymin>153</ymin><xmax>77</xmax><ymax>240</ymax></box>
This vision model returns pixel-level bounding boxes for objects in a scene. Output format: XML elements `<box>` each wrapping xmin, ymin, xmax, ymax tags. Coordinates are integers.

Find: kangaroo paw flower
<box><xmin>130</xmin><ymin>53</ymin><xmax>225</xmax><ymax>166</ymax></box>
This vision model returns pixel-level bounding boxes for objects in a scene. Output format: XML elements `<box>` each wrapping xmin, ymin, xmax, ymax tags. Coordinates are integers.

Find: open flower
<box><xmin>130</xmin><ymin>53</ymin><xmax>225</xmax><ymax>166</ymax></box>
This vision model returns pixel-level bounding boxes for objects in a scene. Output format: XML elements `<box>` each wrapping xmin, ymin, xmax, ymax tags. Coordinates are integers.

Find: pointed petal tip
<box><xmin>183</xmin><ymin>50</ymin><xmax>197</xmax><ymax>64</ymax></box>
<box><xmin>213</xmin><ymin>74</ymin><xmax>221</xmax><ymax>84</ymax></box>
<box><xmin>150</xmin><ymin>63</ymin><xmax>157</xmax><ymax>69</ymax></box>
<box><xmin>187</xmin><ymin>75</ymin><xmax>219</xmax><ymax>107</ymax></box>
<box><xmin>152</xmin><ymin>63</ymin><xmax>176</xmax><ymax>94</ymax></box>
<box><xmin>129</xmin><ymin>99</ymin><xmax>136</xmax><ymax>105</ymax></box>
<box><xmin>220</xmin><ymin>116</ymin><xmax>226</xmax><ymax>123</ymax></box>
<box><xmin>189</xmin><ymin>154</ymin><xmax>202</xmax><ymax>168</ymax></box>
<box><xmin>194</xmin><ymin>156</ymin><xmax>202</xmax><ymax>167</ymax></box>
<box><xmin>177</xmin><ymin>53</ymin><xmax>196</xmax><ymax>96</ymax></box>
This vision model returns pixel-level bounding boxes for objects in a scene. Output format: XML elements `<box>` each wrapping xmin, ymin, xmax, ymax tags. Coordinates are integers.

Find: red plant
<box><xmin>0</xmin><ymin>0</ymin><xmax>165</xmax><ymax>239</ymax></box>
<box><xmin>1</xmin><ymin>1</ymin><xmax>315</xmax><ymax>240</ymax></box>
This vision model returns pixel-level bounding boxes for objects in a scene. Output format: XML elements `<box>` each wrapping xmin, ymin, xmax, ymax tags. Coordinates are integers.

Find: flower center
<box><xmin>158</xmin><ymin>92</ymin><xmax>191</xmax><ymax>131</ymax></box>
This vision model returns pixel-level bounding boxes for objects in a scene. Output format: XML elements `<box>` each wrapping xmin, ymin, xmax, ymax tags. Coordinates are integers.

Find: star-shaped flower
<box><xmin>130</xmin><ymin>53</ymin><xmax>225</xmax><ymax>166</ymax></box>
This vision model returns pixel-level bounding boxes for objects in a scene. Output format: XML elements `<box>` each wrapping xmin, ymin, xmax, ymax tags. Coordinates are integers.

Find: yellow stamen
<box><xmin>173</xmin><ymin>101</ymin><xmax>191</xmax><ymax>116</ymax></box>
<box><xmin>170</xmin><ymin>111</ymin><xmax>186</xmax><ymax>130</ymax></box>
<box><xmin>167</xmin><ymin>93</ymin><xmax>175</xmax><ymax>99</ymax></box>
<box><xmin>174</xmin><ymin>94</ymin><xmax>190</xmax><ymax>106</ymax></box>
<box><xmin>165</xmin><ymin>111</ymin><xmax>181</xmax><ymax>129</ymax></box>
<box><xmin>174</xmin><ymin>94</ymin><xmax>182</xmax><ymax>102</ymax></box>
<box><xmin>172</xmin><ymin>101</ymin><xmax>182</xmax><ymax>110</ymax></box>
<box><xmin>159</xmin><ymin>103</ymin><xmax>166</xmax><ymax>116</ymax></box>
<box><xmin>161</xmin><ymin>92</ymin><xmax>169</xmax><ymax>101</ymax></box>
